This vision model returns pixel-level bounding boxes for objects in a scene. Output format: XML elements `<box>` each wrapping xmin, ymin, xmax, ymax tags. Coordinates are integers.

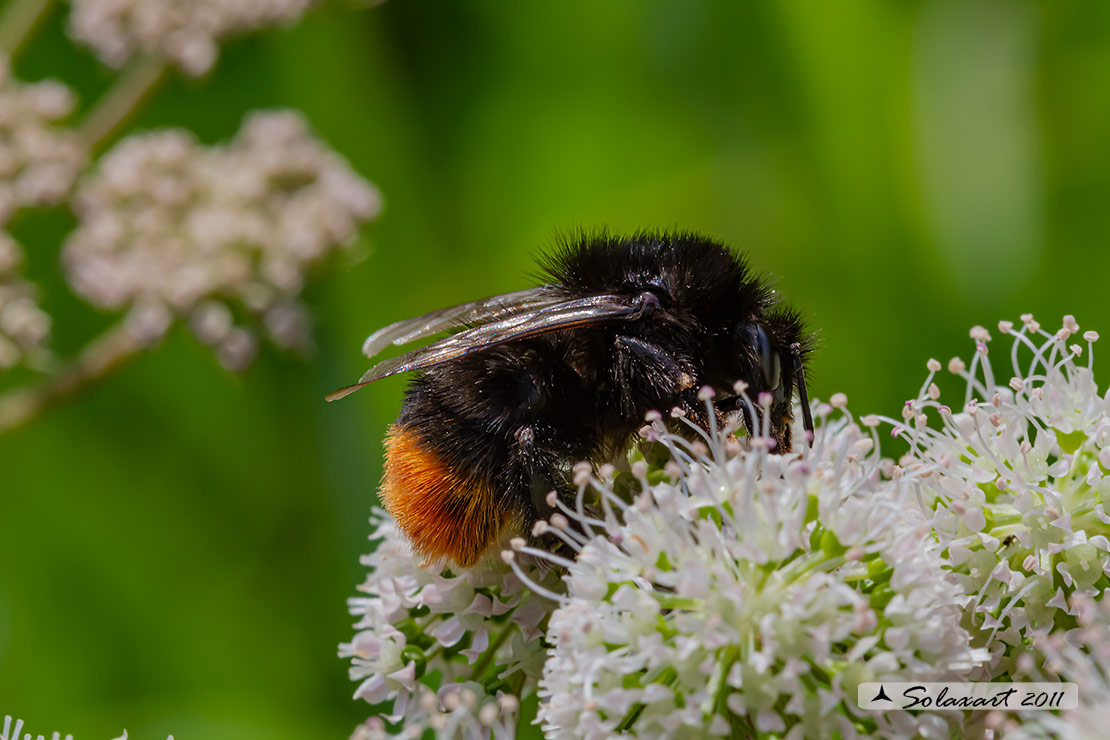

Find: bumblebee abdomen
<box><xmin>381</xmin><ymin>424</ymin><xmax>511</xmax><ymax>567</ymax></box>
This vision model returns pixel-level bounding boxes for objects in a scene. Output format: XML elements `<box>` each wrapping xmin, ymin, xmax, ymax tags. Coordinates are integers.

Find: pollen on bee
<box><xmin>381</xmin><ymin>425</ymin><xmax>509</xmax><ymax>567</ymax></box>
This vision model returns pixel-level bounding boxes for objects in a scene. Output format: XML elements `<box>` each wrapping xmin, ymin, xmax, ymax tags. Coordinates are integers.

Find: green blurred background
<box><xmin>2</xmin><ymin>0</ymin><xmax>1110</xmax><ymax>737</ymax></box>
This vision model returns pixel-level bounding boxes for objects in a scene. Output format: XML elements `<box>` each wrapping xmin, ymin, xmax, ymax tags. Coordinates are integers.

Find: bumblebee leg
<box><xmin>715</xmin><ymin>394</ymin><xmax>755</xmax><ymax>434</ymax></box>
<box><xmin>791</xmin><ymin>342</ymin><xmax>815</xmax><ymax>442</ymax></box>
<box><xmin>512</xmin><ymin>425</ymin><xmax>561</xmax><ymax>520</ymax></box>
<box><xmin>612</xmin><ymin>335</ymin><xmax>699</xmax><ymax>417</ymax></box>
<box><xmin>506</xmin><ymin>423</ymin><xmax>596</xmax><ymax>560</ymax></box>
<box><xmin>714</xmin><ymin>393</ymin><xmax>794</xmax><ymax>451</ymax></box>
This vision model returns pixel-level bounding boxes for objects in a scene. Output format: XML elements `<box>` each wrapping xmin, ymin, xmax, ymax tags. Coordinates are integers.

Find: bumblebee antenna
<box><xmin>791</xmin><ymin>342</ymin><xmax>814</xmax><ymax>442</ymax></box>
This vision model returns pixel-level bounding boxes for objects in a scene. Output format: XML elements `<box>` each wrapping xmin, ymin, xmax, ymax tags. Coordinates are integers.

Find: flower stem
<box><xmin>78</xmin><ymin>56</ymin><xmax>169</xmax><ymax>153</ymax></box>
<box><xmin>616</xmin><ymin>703</ymin><xmax>646</xmax><ymax>733</ymax></box>
<box><xmin>617</xmin><ymin>666</ymin><xmax>678</xmax><ymax>732</ymax></box>
<box><xmin>0</xmin><ymin>0</ymin><xmax>58</xmax><ymax>61</ymax></box>
<box><xmin>779</xmin><ymin>550</ymin><xmax>844</xmax><ymax>584</ymax></box>
<box><xmin>0</xmin><ymin>321</ymin><xmax>143</xmax><ymax>435</ymax></box>
<box><xmin>510</xmin><ymin>674</ymin><xmax>528</xmax><ymax>736</ymax></box>
<box><xmin>702</xmin><ymin>645</ymin><xmax>738</xmax><ymax>720</ymax></box>
<box><xmin>467</xmin><ymin>622</ymin><xmax>516</xmax><ymax>681</ymax></box>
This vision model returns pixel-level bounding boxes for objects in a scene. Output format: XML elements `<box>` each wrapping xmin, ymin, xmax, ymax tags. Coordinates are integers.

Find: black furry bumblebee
<box><xmin>329</xmin><ymin>231</ymin><xmax>813</xmax><ymax>567</ymax></box>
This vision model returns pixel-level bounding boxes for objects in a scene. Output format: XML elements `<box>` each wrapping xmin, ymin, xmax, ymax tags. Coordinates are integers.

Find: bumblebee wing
<box><xmin>361</xmin><ymin>286</ymin><xmax>565</xmax><ymax>358</ymax></box>
<box><xmin>327</xmin><ymin>292</ymin><xmax>654</xmax><ymax>401</ymax></box>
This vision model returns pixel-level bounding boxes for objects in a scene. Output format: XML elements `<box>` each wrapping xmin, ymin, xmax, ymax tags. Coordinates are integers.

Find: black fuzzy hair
<box><xmin>538</xmin><ymin>229</ymin><xmax>773</xmax><ymax>323</ymax></box>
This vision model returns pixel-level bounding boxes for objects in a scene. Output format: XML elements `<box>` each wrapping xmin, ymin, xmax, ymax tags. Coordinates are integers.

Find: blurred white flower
<box><xmin>0</xmin><ymin>232</ymin><xmax>50</xmax><ymax>370</ymax></box>
<box><xmin>0</xmin><ymin>59</ymin><xmax>80</xmax><ymax>371</ymax></box>
<box><xmin>1</xmin><ymin>715</ymin><xmax>73</xmax><ymax>740</ymax></box>
<box><xmin>2</xmin><ymin>715</ymin><xmax>172</xmax><ymax>739</ymax></box>
<box><xmin>339</xmin><ymin>512</ymin><xmax>552</xmax><ymax>738</ymax></box>
<box><xmin>68</xmin><ymin>0</ymin><xmax>318</xmax><ymax>76</ymax></box>
<box><xmin>887</xmin><ymin>316</ymin><xmax>1110</xmax><ymax>679</ymax></box>
<box><xmin>0</xmin><ymin>58</ymin><xmax>85</xmax><ymax>222</ymax></box>
<box><xmin>63</xmin><ymin>109</ymin><xmax>381</xmax><ymax>368</ymax></box>
<box><xmin>1006</xmin><ymin>593</ymin><xmax>1110</xmax><ymax>740</ymax></box>
<box><xmin>109</xmin><ymin>730</ymin><xmax>174</xmax><ymax>740</ymax></box>
<box><xmin>523</xmin><ymin>400</ymin><xmax>980</xmax><ymax>740</ymax></box>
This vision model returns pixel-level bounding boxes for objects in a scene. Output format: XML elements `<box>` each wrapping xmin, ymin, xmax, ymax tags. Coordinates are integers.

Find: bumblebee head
<box><xmin>732</xmin><ymin>314</ymin><xmax>814</xmax><ymax>450</ymax></box>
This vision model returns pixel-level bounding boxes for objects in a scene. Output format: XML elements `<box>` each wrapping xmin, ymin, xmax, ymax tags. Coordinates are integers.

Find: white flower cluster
<box><xmin>0</xmin><ymin>58</ymin><xmax>86</xmax><ymax>372</ymax></box>
<box><xmin>345</xmin><ymin>314</ymin><xmax>1110</xmax><ymax>740</ymax></box>
<box><xmin>63</xmin><ymin>110</ymin><xmax>381</xmax><ymax>368</ymax></box>
<box><xmin>1</xmin><ymin>715</ymin><xmax>71</xmax><ymax>740</ymax></box>
<box><xmin>340</xmin><ymin>513</ymin><xmax>554</xmax><ymax>739</ymax></box>
<box><xmin>0</xmin><ymin>58</ymin><xmax>85</xmax><ymax>221</ymax></box>
<box><xmin>68</xmin><ymin>0</ymin><xmax>318</xmax><ymax>76</ymax></box>
<box><xmin>524</xmin><ymin>399</ymin><xmax>977</xmax><ymax>740</ymax></box>
<box><xmin>0</xmin><ymin>233</ymin><xmax>51</xmax><ymax>370</ymax></box>
<box><xmin>0</xmin><ymin>58</ymin><xmax>84</xmax><ymax>369</ymax></box>
<box><xmin>887</xmin><ymin>315</ymin><xmax>1110</xmax><ymax>679</ymax></box>
<box><xmin>1008</xmin><ymin>593</ymin><xmax>1110</xmax><ymax>740</ymax></box>
<box><xmin>1</xmin><ymin>716</ymin><xmax>173</xmax><ymax>740</ymax></box>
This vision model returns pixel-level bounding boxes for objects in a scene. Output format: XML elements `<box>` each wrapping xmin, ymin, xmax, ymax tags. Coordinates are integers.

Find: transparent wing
<box><xmin>361</xmin><ymin>286</ymin><xmax>565</xmax><ymax>358</ymax></box>
<box><xmin>327</xmin><ymin>292</ymin><xmax>654</xmax><ymax>401</ymax></box>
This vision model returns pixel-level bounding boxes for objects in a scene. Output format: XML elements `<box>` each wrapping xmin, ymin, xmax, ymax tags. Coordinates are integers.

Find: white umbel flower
<box><xmin>888</xmin><ymin>316</ymin><xmax>1110</xmax><ymax>679</ymax></box>
<box><xmin>0</xmin><ymin>716</ymin><xmax>174</xmax><ymax>740</ymax></box>
<box><xmin>524</xmin><ymin>400</ymin><xmax>980</xmax><ymax>740</ymax></box>
<box><xmin>68</xmin><ymin>0</ymin><xmax>318</xmax><ymax>76</ymax></box>
<box><xmin>63</xmin><ymin>110</ymin><xmax>381</xmax><ymax>367</ymax></box>
<box><xmin>0</xmin><ymin>58</ymin><xmax>79</xmax><ymax>370</ymax></box>
<box><xmin>0</xmin><ymin>58</ymin><xmax>85</xmax><ymax>222</ymax></box>
<box><xmin>341</xmin><ymin>316</ymin><xmax>1110</xmax><ymax>739</ymax></box>
<box><xmin>0</xmin><ymin>233</ymin><xmax>50</xmax><ymax>370</ymax></box>
<box><xmin>339</xmin><ymin>512</ymin><xmax>552</xmax><ymax>738</ymax></box>
<box><xmin>1</xmin><ymin>716</ymin><xmax>73</xmax><ymax>740</ymax></box>
<box><xmin>1006</xmin><ymin>594</ymin><xmax>1110</xmax><ymax>740</ymax></box>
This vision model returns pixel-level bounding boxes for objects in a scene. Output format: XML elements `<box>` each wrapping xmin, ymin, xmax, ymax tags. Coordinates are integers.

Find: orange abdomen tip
<box><xmin>381</xmin><ymin>425</ymin><xmax>509</xmax><ymax>568</ymax></box>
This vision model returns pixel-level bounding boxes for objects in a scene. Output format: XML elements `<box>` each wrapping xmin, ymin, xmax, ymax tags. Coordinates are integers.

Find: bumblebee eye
<box><xmin>756</xmin><ymin>325</ymin><xmax>782</xmax><ymax>392</ymax></box>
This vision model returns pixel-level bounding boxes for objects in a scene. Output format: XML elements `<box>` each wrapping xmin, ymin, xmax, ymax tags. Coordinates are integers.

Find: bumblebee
<box><xmin>329</xmin><ymin>231</ymin><xmax>813</xmax><ymax>567</ymax></box>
